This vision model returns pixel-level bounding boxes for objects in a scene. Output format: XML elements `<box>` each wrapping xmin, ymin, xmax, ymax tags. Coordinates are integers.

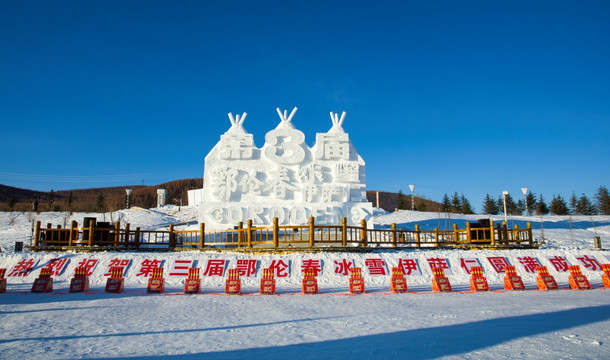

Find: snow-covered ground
<box><xmin>1</xmin><ymin>207</ymin><xmax>609</xmax><ymax>359</ymax></box>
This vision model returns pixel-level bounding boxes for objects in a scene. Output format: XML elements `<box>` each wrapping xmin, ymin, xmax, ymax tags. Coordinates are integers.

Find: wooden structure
<box><xmin>602</xmin><ymin>264</ymin><xmax>610</xmax><ymax>289</ymax></box>
<box><xmin>260</xmin><ymin>268</ymin><xmax>276</xmax><ymax>295</ymax></box>
<box><xmin>0</xmin><ymin>268</ymin><xmax>6</xmax><ymax>293</ymax></box>
<box><xmin>147</xmin><ymin>267</ymin><xmax>165</xmax><ymax>293</ymax></box>
<box><xmin>390</xmin><ymin>267</ymin><xmax>407</xmax><ymax>293</ymax></box>
<box><xmin>302</xmin><ymin>267</ymin><xmax>318</xmax><ymax>294</ymax></box>
<box><xmin>28</xmin><ymin>217</ymin><xmax>535</xmax><ymax>252</ymax></box>
<box><xmin>184</xmin><ymin>268</ymin><xmax>201</xmax><ymax>294</ymax></box>
<box><xmin>431</xmin><ymin>267</ymin><xmax>452</xmax><ymax>293</ymax></box>
<box><xmin>568</xmin><ymin>265</ymin><xmax>590</xmax><ymax>290</ymax></box>
<box><xmin>225</xmin><ymin>269</ymin><xmax>241</xmax><ymax>294</ymax></box>
<box><xmin>504</xmin><ymin>265</ymin><xmax>525</xmax><ymax>291</ymax></box>
<box><xmin>469</xmin><ymin>266</ymin><xmax>489</xmax><ymax>292</ymax></box>
<box><xmin>105</xmin><ymin>266</ymin><xmax>125</xmax><ymax>293</ymax></box>
<box><xmin>536</xmin><ymin>266</ymin><xmax>558</xmax><ymax>291</ymax></box>
<box><xmin>349</xmin><ymin>267</ymin><xmax>365</xmax><ymax>294</ymax></box>
<box><xmin>69</xmin><ymin>267</ymin><xmax>90</xmax><ymax>292</ymax></box>
<box><xmin>31</xmin><ymin>266</ymin><xmax>53</xmax><ymax>293</ymax></box>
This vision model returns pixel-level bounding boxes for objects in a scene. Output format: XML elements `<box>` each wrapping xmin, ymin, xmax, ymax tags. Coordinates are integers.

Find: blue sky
<box><xmin>1</xmin><ymin>1</ymin><xmax>608</xmax><ymax>211</ymax></box>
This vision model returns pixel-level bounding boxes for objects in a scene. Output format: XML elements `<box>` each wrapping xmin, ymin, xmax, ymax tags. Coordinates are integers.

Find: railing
<box><xmin>31</xmin><ymin>217</ymin><xmax>534</xmax><ymax>251</ymax></box>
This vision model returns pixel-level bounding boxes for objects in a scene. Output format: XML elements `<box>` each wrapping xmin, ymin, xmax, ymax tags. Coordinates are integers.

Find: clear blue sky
<box><xmin>1</xmin><ymin>1</ymin><xmax>608</xmax><ymax>211</ymax></box>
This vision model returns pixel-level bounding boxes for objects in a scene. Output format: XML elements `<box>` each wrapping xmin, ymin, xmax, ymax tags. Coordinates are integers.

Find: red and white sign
<box><xmin>427</xmin><ymin>258</ymin><xmax>452</xmax><ymax>275</ymax></box>
<box><xmin>301</xmin><ymin>259</ymin><xmax>322</xmax><ymax>277</ymax></box>
<box><xmin>269</xmin><ymin>259</ymin><xmax>290</xmax><ymax>278</ymax></box>
<box><xmin>546</xmin><ymin>256</ymin><xmax>570</xmax><ymax>272</ymax></box>
<box><xmin>76</xmin><ymin>258</ymin><xmax>99</xmax><ymax>277</ymax></box>
<box><xmin>397</xmin><ymin>258</ymin><xmax>422</xmax><ymax>276</ymax></box>
<box><xmin>517</xmin><ymin>256</ymin><xmax>542</xmax><ymax>273</ymax></box>
<box><xmin>487</xmin><ymin>256</ymin><xmax>510</xmax><ymax>273</ymax></box>
<box><xmin>236</xmin><ymin>259</ymin><xmax>258</xmax><ymax>277</ymax></box>
<box><xmin>103</xmin><ymin>258</ymin><xmax>131</xmax><ymax>276</ymax></box>
<box><xmin>169</xmin><ymin>259</ymin><xmax>194</xmax><ymax>276</ymax></box>
<box><xmin>8</xmin><ymin>258</ymin><xmax>39</xmax><ymax>277</ymax></box>
<box><xmin>136</xmin><ymin>259</ymin><xmax>162</xmax><ymax>277</ymax></box>
<box><xmin>575</xmin><ymin>255</ymin><xmax>603</xmax><ymax>271</ymax></box>
<box><xmin>365</xmin><ymin>258</ymin><xmax>387</xmax><ymax>275</ymax></box>
<box><xmin>460</xmin><ymin>258</ymin><xmax>481</xmax><ymax>275</ymax></box>
<box><xmin>45</xmin><ymin>258</ymin><xmax>70</xmax><ymax>276</ymax></box>
<box><xmin>333</xmin><ymin>259</ymin><xmax>354</xmax><ymax>276</ymax></box>
<box><xmin>203</xmin><ymin>259</ymin><xmax>227</xmax><ymax>277</ymax></box>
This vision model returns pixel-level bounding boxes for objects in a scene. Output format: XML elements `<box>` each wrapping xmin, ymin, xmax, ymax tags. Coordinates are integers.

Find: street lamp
<box><xmin>502</xmin><ymin>191</ymin><xmax>509</xmax><ymax>224</ymax></box>
<box><xmin>409</xmin><ymin>184</ymin><xmax>415</xmax><ymax>211</ymax></box>
<box><xmin>521</xmin><ymin>187</ymin><xmax>529</xmax><ymax>216</ymax></box>
<box><xmin>125</xmin><ymin>189</ymin><xmax>132</xmax><ymax>209</ymax></box>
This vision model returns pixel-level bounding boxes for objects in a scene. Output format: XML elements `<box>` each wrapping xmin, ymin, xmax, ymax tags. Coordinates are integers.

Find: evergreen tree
<box><xmin>517</xmin><ymin>200</ymin><xmax>525</xmax><ymax>215</ymax></box>
<box><xmin>535</xmin><ymin>194</ymin><xmax>549</xmax><ymax>215</ymax></box>
<box><xmin>482</xmin><ymin>193</ymin><xmax>499</xmax><ymax>215</ymax></box>
<box><xmin>397</xmin><ymin>190</ymin><xmax>407</xmax><ymax>210</ymax></box>
<box><xmin>8</xmin><ymin>198</ymin><xmax>16</xmax><ymax>211</ymax></box>
<box><xmin>67</xmin><ymin>191</ymin><xmax>74</xmax><ymax>213</ymax></box>
<box><xmin>576</xmin><ymin>193</ymin><xmax>596</xmax><ymax>215</ymax></box>
<box><xmin>503</xmin><ymin>193</ymin><xmax>519</xmax><ymax>215</ymax></box>
<box><xmin>460</xmin><ymin>194</ymin><xmax>474</xmax><ymax>214</ymax></box>
<box><xmin>569</xmin><ymin>192</ymin><xmax>578</xmax><ymax>214</ymax></box>
<box><xmin>525</xmin><ymin>192</ymin><xmax>537</xmax><ymax>216</ymax></box>
<box><xmin>48</xmin><ymin>189</ymin><xmax>56</xmax><ymax>212</ymax></box>
<box><xmin>450</xmin><ymin>192</ymin><xmax>461</xmax><ymax>213</ymax></box>
<box><xmin>96</xmin><ymin>194</ymin><xmax>106</xmax><ymax>212</ymax></box>
<box><xmin>594</xmin><ymin>185</ymin><xmax>610</xmax><ymax>215</ymax></box>
<box><xmin>550</xmin><ymin>195</ymin><xmax>569</xmax><ymax>215</ymax></box>
<box><xmin>441</xmin><ymin>194</ymin><xmax>451</xmax><ymax>212</ymax></box>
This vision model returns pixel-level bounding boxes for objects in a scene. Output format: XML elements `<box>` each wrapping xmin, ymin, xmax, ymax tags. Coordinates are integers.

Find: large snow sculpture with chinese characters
<box><xmin>191</xmin><ymin>107</ymin><xmax>373</xmax><ymax>229</ymax></box>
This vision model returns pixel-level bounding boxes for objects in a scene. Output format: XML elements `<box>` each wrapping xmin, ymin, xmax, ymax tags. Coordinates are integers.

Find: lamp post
<box><xmin>409</xmin><ymin>184</ymin><xmax>415</xmax><ymax>211</ymax></box>
<box><xmin>502</xmin><ymin>191</ymin><xmax>509</xmax><ymax>224</ymax></box>
<box><xmin>125</xmin><ymin>189</ymin><xmax>132</xmax><ymax>209</ymax></box>
<box><xmin>521</xmin><ymin>187</ymin><xmax>529</xmax><ymax>216</ymax></box>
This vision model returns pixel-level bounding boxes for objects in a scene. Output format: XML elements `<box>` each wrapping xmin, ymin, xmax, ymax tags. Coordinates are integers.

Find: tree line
<box><xmin>440</xmin><ymin>185</ymin><xmax>609</xmax><ymax>216</ymax></box>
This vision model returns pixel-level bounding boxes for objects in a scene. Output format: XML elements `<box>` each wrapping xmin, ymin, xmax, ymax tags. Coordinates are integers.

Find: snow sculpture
<box><xmin>191</xmin><ymin>107</ymin><xmax>373</xmax><ymax>229</ymax></box>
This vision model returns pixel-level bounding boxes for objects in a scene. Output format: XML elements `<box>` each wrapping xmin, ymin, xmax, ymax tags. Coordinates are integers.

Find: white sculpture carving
<box><xmin>190</xmin><ymin>108</ymin><xmax>373</xmax><ymax>229</ymax></box>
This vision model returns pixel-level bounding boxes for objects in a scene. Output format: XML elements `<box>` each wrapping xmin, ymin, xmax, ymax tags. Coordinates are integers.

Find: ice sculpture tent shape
<box><xmin>189</xmin><ymin>107</ymin><xmax>373</xmax><ymax>229</ymax></box>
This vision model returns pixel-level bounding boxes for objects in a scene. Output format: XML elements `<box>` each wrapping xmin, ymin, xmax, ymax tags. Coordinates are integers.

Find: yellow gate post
<box><xmin>113</xmin><ymin>221</ymin><xmax>120</xmax><ymax>247</ymax></box>
<box><xmin>69</xmin><ymin>220</ymin><xmax>77</xmax><ymax>247</ymax></box>
<box><xmin>453</xmin><ymin>224</ymin><xmax>459</xmax><ymax>244</ymax></box>
<box><xmin>273</xmin><ymin>217</ymin><xmax>279</xmax><ymax>248</ymax></box>
<box><xmin>34</xmin><ymin>221</ymin><xmax>41</xmax><ymax>247</ymax></box>
<box><xmin>527</xmin><ymin>222</ymin><xmax>533</xmax><ymax>246</ymax></box>
<box><xmin>341</xmin><ymin>217</ymin><xmax>347</xmax><ymax>247</ymax></box>
<box><xmin>361</xmin><ymin>219</ymin><xmax>367</xmax><ymax>247</ymax></box>
<box><xmin>391</xmin><ymin>223</ymin><xmax>397</xmax><ymax>247</ymax></box>
<box><xmin>490</xmin><ymin>220</ymin><xmax>495</xmax><ymax>246</ymax></box>
<box><xmin>247</xmin><ymin>220</ymin><xmax>253</xmax><ymax>248</ymax></box>
<box><xmin>415</xmin><ymin>224</ymin><xmax>421</xmax><ymax>247</ymax></box>
<box><xmin>199</xmin><ymin>222</ymin><xmax>205</xmax><ymax>249</ymax></box>
<box><xmin>88</xmin><ymin>220</ymin><xmax>95</xmax><ymax>247</ymax></box>
<box><xmin>309</xmin><ymin>216</ymin><xmax>315</xmax><ymax>247</ymax></box>
<box><xmin>124</xmin><ymin>223</ymin><xmax>130</xmax><ymax>248</ymax></box>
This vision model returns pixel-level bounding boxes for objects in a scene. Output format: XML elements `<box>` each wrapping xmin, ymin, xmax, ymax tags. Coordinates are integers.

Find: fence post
<box><xmin>309</xmin><ymin>216</ymin><xmax>315</xmax><ymax>247</ymax></box>
<box><xmin>199</xmin><ymin>222</ymin><xmax>205</xmax><ymax>249</ymax></box>
<box><xmin>273</xmin><ymin>217</ymin><xmax>279</xmax><ymax>248</ymax></box>
<box><xmin>134</xmin><ymin>226</ymin><xmax>140</xmax><ymax>248</ymax></box>
<box><xmin>391</xmin><ymin>223</ymin><xmax>397</xmax><ymax>247</ymax></box>
<box><xmin>125</xmin><ymin>223</ymin><xmax>130</xmax><ymax>248</ymax></box>
<box><xmin>361</xmin><ymin>219</ymin><xmax>367</xmax><ymax>247</ymax></box>
<box><xmin>46</xmin><ymin>223</ymin><xmax>52</xmax><ymax>243</ymax></box>
<box><xmin>34</xmin><ymin>221</ymin><xmax>41</xmax><ymax>247</ymax></box>
<box><xmin>466</xmin><ymin>222</ymin><xmax>472</xmax><ymax>244</ymax></box>
<box><xmin>453</xmin><ymin>223</ymin><xmax>459</xmax><ymax>244</ymax></box>
<box><xmin>502</xmin><ymin>222</ymin><xmax>508</xmax><ymax>244</ymax></box>
<box><xmin>88</xmin><ymin>219</ymin><xmax>95</xmax><ymax>247</ymax></box>
<box><xmin>489</xmin><ymin>220</ymin><xmax>495</xmax><ymax>246</ymax></box>
<box><xmin>247</xmin><ymin>220</ymin><xmax>253</xmax><ymax>248</ymax></box>
<box><xmin>339</xmin><ymin>220</ymin><xmax>345</xmax><ymax>245</ymax></box>
<box><xmin>68</xmin><ymin>220</ymin><xmax>77</xmax><ymax>247</ymax></box>
<box><xmin>434</xmin><ymin>228</ymin><xmax>439</xmax><ymax>247</ymax></box>
<box><xmin>169</xmin><ymin>224</ymin><xmax>175</xmax><ymax>248</ymax></box>
<box><xmin>527</xmin><ymin>222</ymin><xmax>533</xmax><ymax>246</ymax></box>
<box><xmin>237</xmin><ymin>221</ymin><xmax>243</xmax><ymax>248</ymax></box>
<box><xmin>114</xmin><ymin>221</ymin><xmax>120</xmax><ymax>247</ymax></box>
<box><xmin>415</xmin><ymin>224</ymin><xmax>421</xmax><ymax>247</ymax></box>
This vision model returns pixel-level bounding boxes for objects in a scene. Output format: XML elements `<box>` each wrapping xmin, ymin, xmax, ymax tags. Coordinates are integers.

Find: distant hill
<box><xmin>0</xmin><ymin>179</ymin><xmax>440</xmax><ymax>213</ymax></box>
<box><xmin>0</xmin><ymin>179</ymin><xmax>203</xmax><ymax>212</ymax></box>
